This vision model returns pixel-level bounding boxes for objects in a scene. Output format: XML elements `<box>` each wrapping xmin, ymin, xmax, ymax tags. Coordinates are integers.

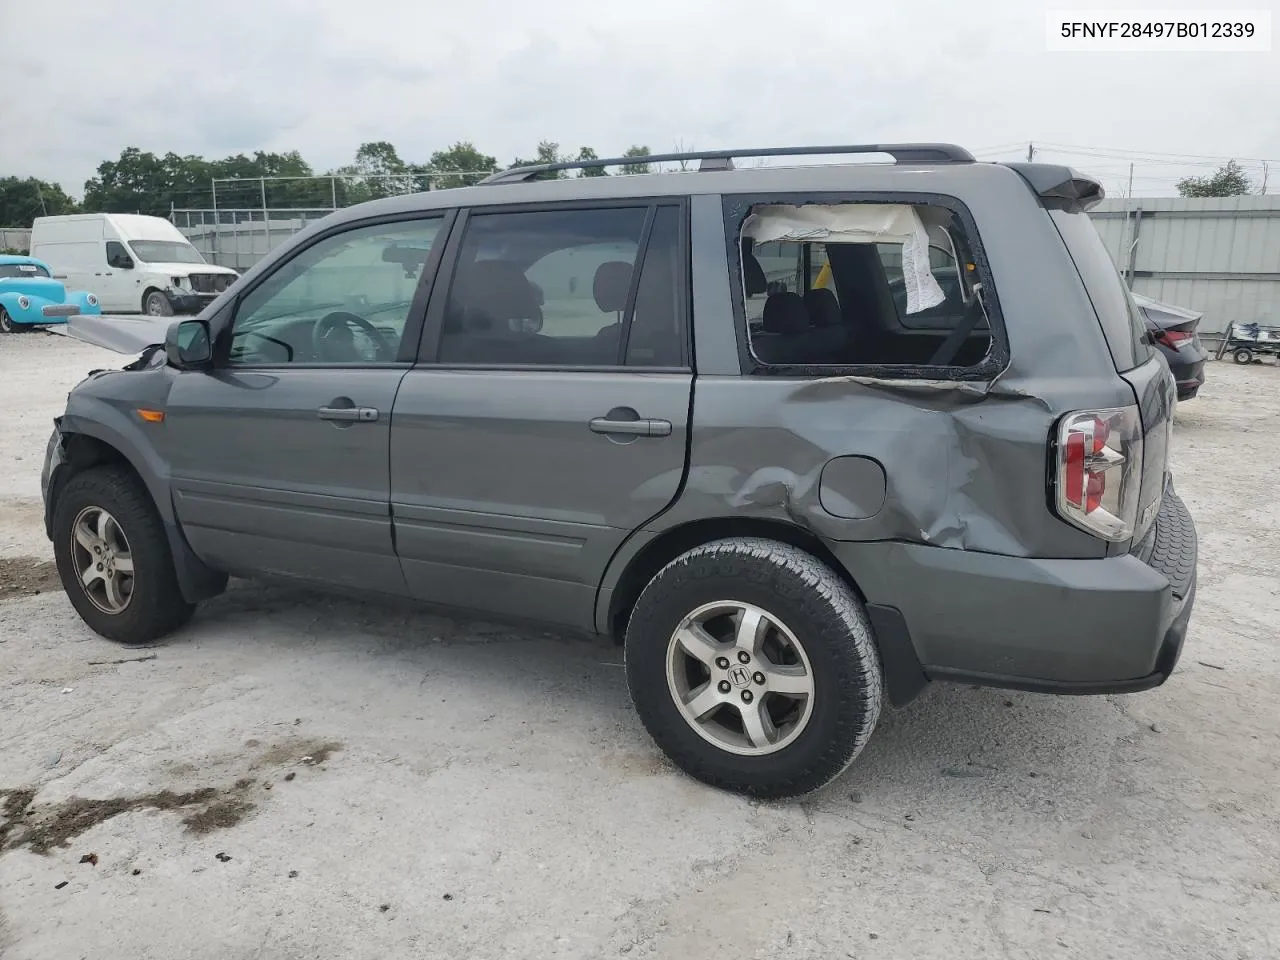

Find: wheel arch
<box><xmin>599</xmin><ymin>516</ymin><xmax>929</xmax><ymax>707</ymax></box>
<box><xmin>44</xmin><ymin>432</ymin><xmax>139</xmax><ymax>537</ymax></box>
<box><xmin>47</xmin><ymin>421</ymin><xmax>227</xmax><ymax>603</ymax></box>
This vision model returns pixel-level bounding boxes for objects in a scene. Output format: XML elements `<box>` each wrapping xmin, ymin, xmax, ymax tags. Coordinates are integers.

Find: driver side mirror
<box><xmin>166</xmin><ymin>319</ymin><xmax>213</xmax><ymax>370</ymax></box>
<box><xmin>110</xmin><ymin>253</ymin><xmax>134</xmax><ymax>270</ymax></box>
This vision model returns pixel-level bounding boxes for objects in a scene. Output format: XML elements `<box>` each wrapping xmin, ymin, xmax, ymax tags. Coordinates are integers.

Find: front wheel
<box><xmin>1233</xmin><ymin>347</ymin><xmax>1254</xmax><ymax>365</ymax></box>
<box><xmin>52</xmin><ymin>465</ymin><xmax>195</xmax><ymax>643</ymax></box>
<box><xmin>143</xmin><ymin>291</ymin><xmax>174</xmax><ymax>316</ymax></box>
<box><xmin>624</xmin><ymin>538</ymin><xmax>883</xmax><ymax>798</ymax></box>
<box><xmin>0</xmin><ymin>307</ymin><xmax>18</xmax><ymax>334</ymax></box>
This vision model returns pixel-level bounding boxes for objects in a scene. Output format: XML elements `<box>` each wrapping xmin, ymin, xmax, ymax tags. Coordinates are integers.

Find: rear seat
<box><xmin>803</xmin><ymin>287</ymin><xmax>853</xmax><ymax>362</ymax></box>
<box><xmin>752</xmin><ymin>292</ymin><xmax>814</xmax><ymax>364</ymax></box>
<box><xmin>743</xmin><ymin>244</ymin><xmax>855</xmax><ymax>365</ymax></box>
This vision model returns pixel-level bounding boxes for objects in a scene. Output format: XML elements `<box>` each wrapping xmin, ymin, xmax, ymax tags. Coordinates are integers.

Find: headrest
<box><xmin>741</xmin><ymin>239</ymin><xmax>767</xmax><ymax>296</ymax></box>
<box><xmin>452</xmin><ymin>260</ymin><xmax>540</xmax><ymax>332</ymax></box>
<box><xmin>804</xmin><ymin>287</ymin><xmax>842</xmax><ymax>328</ymax></box>
<box><xmin>593</xmin><ymin>261</ymin><xmax>632</xmax><ymax>313</ymax></box>
<box><xmin>762</xmin><ymin>291</ymin><xmax>809</xmax><ymax>334</ymax></box>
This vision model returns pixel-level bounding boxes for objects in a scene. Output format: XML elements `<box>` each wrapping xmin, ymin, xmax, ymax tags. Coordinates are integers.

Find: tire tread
<box><xmin>625</xmin><ymin>537</ymin><xmax>882</xmax><ymax>798</ymax></box>
<box><xmin>52</xmin><ymin>465</ymin><xmax>194</xmax><ymax>644</ymax></box>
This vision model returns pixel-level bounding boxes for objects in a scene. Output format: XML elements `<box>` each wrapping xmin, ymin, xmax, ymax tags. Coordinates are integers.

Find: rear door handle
<box><xmin>318</xmin><ymin>405</ymin><xmax>379</xmax><ymax>422</ymax></box>
<box><xmin>589</xmin><ymin>416</ymin><xmax>672</xmax><ymax>437</ymax></box>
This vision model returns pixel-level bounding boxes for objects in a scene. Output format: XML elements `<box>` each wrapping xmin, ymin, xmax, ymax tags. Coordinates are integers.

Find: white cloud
<box><xmin>3</xmin><ymin>0</ymin><xmax>1277</xmax><ymax>198</ymax></box>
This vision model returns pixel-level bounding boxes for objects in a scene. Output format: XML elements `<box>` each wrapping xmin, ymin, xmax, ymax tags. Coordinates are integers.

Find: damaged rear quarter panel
<box><xmin>602</xmin><ymin>174</ymin><xmax>1143</xmax><ymax>629</ymax></box>
<box><xmin>656</xmin><ymin>372</ymin><xmax>1120</xmax><ymax>557</ymax></box>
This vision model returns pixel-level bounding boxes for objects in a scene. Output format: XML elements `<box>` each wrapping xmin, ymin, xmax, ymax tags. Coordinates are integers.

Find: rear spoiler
<box><xmin>1004</xmin><ymin>163</ymin><xmax>1105</xmax><ymax>214</ymax></box>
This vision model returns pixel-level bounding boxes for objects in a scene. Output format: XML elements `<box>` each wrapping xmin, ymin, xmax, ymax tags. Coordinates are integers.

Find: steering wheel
<box><xmin>312</xmin><ymin>311</ymin><xmax>393</xmax><ymax>363</ymax></box>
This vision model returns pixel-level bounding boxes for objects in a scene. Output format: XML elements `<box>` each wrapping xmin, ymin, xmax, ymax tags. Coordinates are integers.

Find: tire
<box><xmin>0</xmin><ymin>307</ymin><xmax>18</xmax><ymax>334</ymax></box>
<box><xmin>624</xmin><ymin>538</ymin><xmax>882</xmax><ymax>798</ymax></box>
<box><xmin>52</xmin><ymin>465</ymin><xmax>195</xmax><ymax>644</ymax></box>
<box><xmin>1233</xmin><ymin>348</ymin><xmax>1254</xmax><ymax>365</ymax></box>
<box><xmin>143</xmin><ymin>290</ymin><xmax>173</xmax><ymax>317</ymax></box>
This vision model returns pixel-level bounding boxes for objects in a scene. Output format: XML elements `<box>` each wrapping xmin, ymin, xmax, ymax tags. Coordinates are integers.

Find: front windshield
<box><xmin>0</xmin><ymin>262</ymin><xmax>51</xmax><ymax>279</ymax></box>
<box><xmin>128</xmin><ymin>240</ymin><xmax>207</xmax><ymax>265</ymax></box>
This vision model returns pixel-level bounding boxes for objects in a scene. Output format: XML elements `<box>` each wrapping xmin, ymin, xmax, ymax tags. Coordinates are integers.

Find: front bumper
<box><xmin>831</xmin><ymin>488</ymin><xmax>1198</xmax><ymax>695</ymax></box>
<box><xmin>165</xmin><ymin>290</ymin><xmax>217</xmax><ymax>315</ymax></box>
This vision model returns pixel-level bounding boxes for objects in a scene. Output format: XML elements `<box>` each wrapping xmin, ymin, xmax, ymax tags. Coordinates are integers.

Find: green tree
<box><xmin>0</xmin><ymin>176</ymin><xmax>78</xmax><ymax>226</ymax></box>
<box><xmin>83</xmin><ymin>148</ymin><xmax>182</xmax><ymax>215</ymax></box>
<box><xmin>423</xmin><ymin>142</ymin><xmax>499</xmax><ymax>190</ymax></box>
<box><xmin>620</xmin><ymin>144</ymin><xmax>652</xmax><ymax>176</ymax></box>
<box><xmin>207</xmin><ymin>150</ymin><xmax>322</xmax><ymax>207</ymax></box>
<box><xmin>576</xmin><ymin>146</ymin><xmax>609</xmax><ymax>177</ymax></box>
<box><xmin>336</xmin><ymin>141</ymin><xmax>417</xmax><ymax>201</ymax></box>
<box><xmin>508</xmin><ymin>141</ymin><xmax>568</xmax><ymax>180</ymax></box>
<box><xmin>1176</xmin><ymin>160</ymin><xmax>1255</xmax><ymax>197</ymax></box>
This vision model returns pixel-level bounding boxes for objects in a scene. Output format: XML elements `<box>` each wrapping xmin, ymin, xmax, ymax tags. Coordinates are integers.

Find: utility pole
<box><xmin>1027</xmin><ymin>142</ymin><xmax>1035</xmax><ymax>162</ymax></box>
<box><xmin>1126</xmin><ymin>162</ymin><xmax>1134</xmax><ymax>199</ymax></box>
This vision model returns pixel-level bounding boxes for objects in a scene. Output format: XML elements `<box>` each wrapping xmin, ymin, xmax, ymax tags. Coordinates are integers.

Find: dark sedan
<box><xmin>1133</xmin><ymin>292</ymin><xmax>1208</xmax><ymax>400</ymax></box>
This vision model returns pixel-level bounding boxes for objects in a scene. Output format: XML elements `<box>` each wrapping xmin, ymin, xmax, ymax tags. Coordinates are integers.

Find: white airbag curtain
<box><xmin>742</xmin><ymin>204</ymin><xmax>946</xmax><ymax>314</ymax></box>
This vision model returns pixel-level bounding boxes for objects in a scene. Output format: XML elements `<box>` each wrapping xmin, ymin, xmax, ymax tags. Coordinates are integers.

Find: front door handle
<box><xmin>589</xmin><ymin>413</ymin><xmax>672</xmax><ymax>438</ymax></box>
<box><xmin>318</xmin><ymin>405</ymin><xmax>379</xmax><ymax>422</ymax></box>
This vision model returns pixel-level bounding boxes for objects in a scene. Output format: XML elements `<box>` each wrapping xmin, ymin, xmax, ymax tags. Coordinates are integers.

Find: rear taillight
<box><xmin>1054</xmin><ymin>407</ymin><xmax>1143</xmax><ymax>541</ymax></box>
<box><xmin>1156</xmin><ymin>329</ymin><xmax>1195</xmax><ymax>350</ymax></box>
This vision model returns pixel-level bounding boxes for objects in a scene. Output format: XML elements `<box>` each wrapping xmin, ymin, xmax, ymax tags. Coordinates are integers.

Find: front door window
<box><xmin>229</xmin><ymin>218</ymin><xmax>444</xmax><ymax>365</ymax></box>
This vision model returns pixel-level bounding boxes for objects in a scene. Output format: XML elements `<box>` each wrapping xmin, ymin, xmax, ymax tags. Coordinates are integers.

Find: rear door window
<box><xmin>1049</xmin><ymin>210</ymin><xmax>1153</xmax><ymax>371</ymax></box>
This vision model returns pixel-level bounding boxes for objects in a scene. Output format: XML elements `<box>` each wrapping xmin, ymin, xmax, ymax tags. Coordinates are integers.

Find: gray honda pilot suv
<box><xmin>41</xmin><ymin>144</ymin><xmax>1197</xmax><ymax>798</ymax></box>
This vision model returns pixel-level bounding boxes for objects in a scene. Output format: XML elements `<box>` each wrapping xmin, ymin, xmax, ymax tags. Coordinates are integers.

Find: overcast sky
<box><xmin>3</xmin><ymin>0</ymin><xmax>1277</xmax><ymax>200</ymax></box>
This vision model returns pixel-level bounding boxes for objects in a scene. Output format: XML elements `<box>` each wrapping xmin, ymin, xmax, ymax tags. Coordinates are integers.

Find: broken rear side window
<box><xmin>736</xmin><ymin>201</ymin><xmax>994</xmax><ymax>371</ymax></box>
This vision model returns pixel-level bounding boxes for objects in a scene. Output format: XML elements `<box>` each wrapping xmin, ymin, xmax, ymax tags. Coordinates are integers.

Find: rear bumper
<box><xmin>1161</xmin><ymin>348</ymin><xmax>1206</xmax><ymax>400</ymax></box>
<box><xmin>830</xmin><ymin>489</ymin><xmax>1198</xmax><ymax>696</ymax></box>
<box><xmin>1173</xmin><ymin>362</ymin><xmax>1206</xmax><ymax>399</ymax></box>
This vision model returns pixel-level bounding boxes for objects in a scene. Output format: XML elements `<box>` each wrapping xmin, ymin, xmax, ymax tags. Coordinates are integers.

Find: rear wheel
<box><xmin>52</xmin><ymin>465</ymin><xmax>195</xmax><ymax>643</ymax></box>
<box><xmin>624</xmin><ymin>538</ymin><xmax>882</xmax><ymax>798</ymax></box>
<box><xmin>1233</xmin><ymin>347</ymin><xmax>1254</xmax><ymax>364</ymax></box>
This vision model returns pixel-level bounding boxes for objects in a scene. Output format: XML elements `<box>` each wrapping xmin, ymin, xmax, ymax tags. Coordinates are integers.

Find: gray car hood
<box><xmin>50</xmin><ymin>314</ymin><xmax>174</xmax><ymax>355</ymax></box>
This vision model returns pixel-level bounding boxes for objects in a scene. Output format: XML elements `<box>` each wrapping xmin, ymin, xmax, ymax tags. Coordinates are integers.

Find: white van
<box><xmin>29</xmin><ymin>214</ymin><xmax>238</xmax><ymax>316</ymax></box>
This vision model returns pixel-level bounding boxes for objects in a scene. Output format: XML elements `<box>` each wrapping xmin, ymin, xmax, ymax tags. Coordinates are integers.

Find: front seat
<box><xmin>591</xmin><ymin>260</ymin><xmax>633</xmax><ymax>363</ymax></box>
<box><xmin>441</xmin><ymin>259</ymin><xmax>546</xmax><ymax>363</ymax></box>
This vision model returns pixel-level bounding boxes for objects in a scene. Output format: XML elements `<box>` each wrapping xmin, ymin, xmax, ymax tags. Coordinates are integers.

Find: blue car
<box><xmin>0</xmin><ymin>254</ymin><xmax>101</xmax><ymax>334</ymax></box>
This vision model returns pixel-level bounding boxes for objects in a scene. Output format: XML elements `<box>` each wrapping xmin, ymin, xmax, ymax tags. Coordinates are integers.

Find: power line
<box><xmin>1035</xmin><ymin>139</ymin><xmax>1280</xmax><ymax>165</ymax></box>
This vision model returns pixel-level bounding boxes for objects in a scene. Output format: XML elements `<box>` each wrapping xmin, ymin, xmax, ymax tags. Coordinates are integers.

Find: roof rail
<box><xmin>480</xmin><ymin>143</ymin><xmax>975</xmax><ymax>185</ymax></box>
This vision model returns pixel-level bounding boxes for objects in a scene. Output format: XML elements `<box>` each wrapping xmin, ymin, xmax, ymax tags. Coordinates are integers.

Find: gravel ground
<box><xmin>1</xmin><ymin>330</ymin><xmax>1277</xmax><ymax>960</ymax></box>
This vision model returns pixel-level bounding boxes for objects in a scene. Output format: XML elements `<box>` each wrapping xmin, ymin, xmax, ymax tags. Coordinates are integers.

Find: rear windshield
<box><xmin>0</xmin><ymin>262</ymin><xmax>50</xmax><ymax>279</ymax></box>
<box><xmin>1049</xmin><ymin>209</ymin><xmax>1152</xmax><ymax>371</ymax></box>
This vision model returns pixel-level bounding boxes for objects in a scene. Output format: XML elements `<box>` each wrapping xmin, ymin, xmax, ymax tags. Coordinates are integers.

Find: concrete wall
<box><xmin>1090</xmin><ymin>195</ymin><xmax>1280</xmax><ymax>336</ymax></box>
<box><xmin>0</xmin><ymin>228</ymin><xmax>31</xmax><ymax>252</ymax></box>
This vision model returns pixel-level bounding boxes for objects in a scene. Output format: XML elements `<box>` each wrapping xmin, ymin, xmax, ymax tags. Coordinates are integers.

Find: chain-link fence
<box><xmin>171</xmin><ymin>171</ymin><xmax>501</xmax><ymax>269</ymax></box>
<box><xmin>171</xmin><ymin>208</ymin><xmax>340</xmax><ymax>271</ymax></box>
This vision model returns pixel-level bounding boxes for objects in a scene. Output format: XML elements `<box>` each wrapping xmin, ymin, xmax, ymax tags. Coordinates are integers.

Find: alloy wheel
<box><xmin>70</xmin><ymin>505</ymin><xmax>135</xmax><ymax>614</ymax></box>
<box><xmin>665</xmin><ymin>600</ymin><xmax>816</xmax><ymax>756</ymax></box>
